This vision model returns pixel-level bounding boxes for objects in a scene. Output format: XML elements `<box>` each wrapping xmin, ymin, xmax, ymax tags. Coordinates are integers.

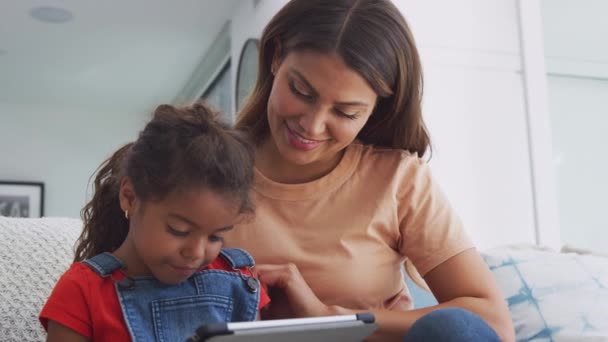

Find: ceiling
<box><xmin>0</xmin><ymin>1</ymin><xmax>238</xmax><ymax>112</ymax></box>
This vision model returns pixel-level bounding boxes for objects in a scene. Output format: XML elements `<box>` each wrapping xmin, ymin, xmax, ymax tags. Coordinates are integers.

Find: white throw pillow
<box><xmin>482</xmin><ymin>245</ymin><xmax>608</xmax><ymax>342</ymax></box>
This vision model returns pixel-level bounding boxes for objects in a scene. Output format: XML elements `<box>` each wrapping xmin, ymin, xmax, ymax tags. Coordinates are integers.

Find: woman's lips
<box><xmin>284</xmin><ymin>122</ymin><xmax>325</xmax><ymax>151</ymax></box>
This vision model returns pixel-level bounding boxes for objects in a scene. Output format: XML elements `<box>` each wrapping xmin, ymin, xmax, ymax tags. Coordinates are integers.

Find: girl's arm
<box><xmin>47</xmin><ymin>321</ymin><xmax>89</xmax><ymax>342</ymax></box>
<box><xmin>256</xmin><ymin>248</ymin><xmax>515</xmax><ymax>342</ymax></box>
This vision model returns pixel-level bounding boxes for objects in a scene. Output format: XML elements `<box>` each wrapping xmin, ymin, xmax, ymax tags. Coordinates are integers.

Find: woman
<box><xmin>227</xmin><ymin>0</ymin><xmax>514</xmax><ymax>340</ymax></box>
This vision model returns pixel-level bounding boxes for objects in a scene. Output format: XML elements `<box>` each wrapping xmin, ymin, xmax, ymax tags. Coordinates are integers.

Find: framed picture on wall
<box><xmin>0</xmin><ymin>181</ymin><xmax>44</xmax><ymax>218</ymax></box>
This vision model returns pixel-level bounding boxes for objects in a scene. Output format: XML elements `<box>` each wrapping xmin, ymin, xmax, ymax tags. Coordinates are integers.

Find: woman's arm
<box><xmin>257</xmin><ymin>249</ymin><xmax>515</xmax><ymax>342</ymax></box>
<box><xmin>46</xmin><ymin>321</ymin><xmax>89</xmax><ymax>342</ymax></box>
<box><xmin>338</xmin><ymin>249</ymin><xmax>514</xmax><ymax>342</ymax></box>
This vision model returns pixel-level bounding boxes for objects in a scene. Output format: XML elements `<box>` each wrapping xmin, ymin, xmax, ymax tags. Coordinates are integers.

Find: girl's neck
<box><xmin>256</xmin><ymin>137</ymin><xmax>344</xmax><ymax>184</ymax></box>
<box><xmin>112</xmin><ymin>240</ymin><xmax>150</xmax><ymax>277</ymax></box>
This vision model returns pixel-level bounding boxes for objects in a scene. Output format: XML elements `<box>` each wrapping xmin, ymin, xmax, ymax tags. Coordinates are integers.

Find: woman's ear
<box><xmin>118</xmin><ymin>177</ymin><xmax>137</xmax><ymax>214</ymax></box>
<box><xmin>271</xmin><ymin>38</ymin><xmax>284</xmax><ymax>76</ymax></box>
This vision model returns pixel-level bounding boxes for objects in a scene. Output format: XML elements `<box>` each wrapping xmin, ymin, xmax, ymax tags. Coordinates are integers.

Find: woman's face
<box><xmin>266</xmin><ymin>50</ymin><xmax>378</xmax><ymax>169</ymax></box>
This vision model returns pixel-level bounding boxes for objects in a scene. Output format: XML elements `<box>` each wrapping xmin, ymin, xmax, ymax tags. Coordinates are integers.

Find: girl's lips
<box><xmin>171</xmin><ymin>265</ymin><xmax>197</xmax><ymax>276</ymax></box>
<box><xmin>284</xmin><ymin>123</ymin><xmax>325</xmax><ymax>151</ymax></box>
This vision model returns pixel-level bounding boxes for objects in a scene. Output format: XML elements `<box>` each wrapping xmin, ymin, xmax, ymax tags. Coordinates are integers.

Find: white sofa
<box><xmin>1</xmin><ymin>217</ymin><xmax>607</xmax><ymax>342</ymax></box>
<box><xmin>0</xmin><ymin>217</ymin><xmax>80</xmax><ymax>341</ymax></box>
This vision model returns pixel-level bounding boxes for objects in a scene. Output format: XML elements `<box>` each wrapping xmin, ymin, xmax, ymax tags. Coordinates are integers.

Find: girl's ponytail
<box><xmin>74</xmin><ymin>143</ymin><xmax>133</xmax><ymax>262</ymax></box>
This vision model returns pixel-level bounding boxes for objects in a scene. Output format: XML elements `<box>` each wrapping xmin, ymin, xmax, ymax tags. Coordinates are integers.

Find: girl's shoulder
<box><xmin>63</xmin><ymin>262</ymin><xmax>98</xmax><ymax>279</ymax></box>
<box><xmin>203</xmin><ymin>250</ymin><xmax>254</xmax><ymax>277</ymax></box>
<box><xmin>58</xmin><ymin>261</ymin><xmax>124</xmax><ymax>288</ymax></box>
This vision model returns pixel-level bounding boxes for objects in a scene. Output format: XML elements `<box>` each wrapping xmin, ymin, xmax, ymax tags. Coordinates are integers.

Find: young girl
<box><xmin>39</xmin><ymin>103</ymin><xmax>270</xmax><ymax>342</ymax></box>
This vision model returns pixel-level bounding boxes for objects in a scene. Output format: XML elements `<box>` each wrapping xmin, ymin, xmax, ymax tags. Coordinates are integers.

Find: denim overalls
<box><xmin>83</xmin><ymin>248</ymin><xmax>260</xmax><ymax>342</ymax></box>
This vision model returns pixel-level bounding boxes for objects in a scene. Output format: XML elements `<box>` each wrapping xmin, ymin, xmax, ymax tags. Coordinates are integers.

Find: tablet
<box><xmin>186</xmin><ymin>313</ymin><xmax>377</xmax><ymax>342</ymax></box>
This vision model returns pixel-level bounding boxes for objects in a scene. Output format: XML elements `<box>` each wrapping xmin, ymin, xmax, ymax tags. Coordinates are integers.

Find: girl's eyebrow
<box><xmin>168</xmin><ymin>213</ymin><xmax>197</xmax><ymax>228</ymax></box>
<box><xmin>214</xmin><ymin>225</ymin><xmax>234</xmax><ymax>233</ymax></box>
<box><xmin>168</xmin><ymin>213</ymin><xmax>234</xmax><ymax>232</ymax></box>
<box><xmin>289</xmin><ymin>69</ymin><xmax>369</xmax><ymax>108</ymax></box>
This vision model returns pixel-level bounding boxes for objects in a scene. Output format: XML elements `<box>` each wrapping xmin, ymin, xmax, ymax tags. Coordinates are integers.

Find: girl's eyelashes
<box><xmin>209</xmin><ymin>235</ymin><xmax>224</xmax><ymax>243</ymax></box>
<box><xmin>166</xmin><ymin>224</ymin><xmax>226</xmax><ymax>243</ymax></box>
<box><xmin>167</xmin><ymin>225</ymin><xmax>189</xmax><ymax>237</ymax></box>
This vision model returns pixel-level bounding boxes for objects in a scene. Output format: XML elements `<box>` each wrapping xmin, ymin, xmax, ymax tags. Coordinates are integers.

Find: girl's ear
<box><xmin>118</xmin><ymin>177</ymin><xmax>138</xmax><ymax>214</ymax></box>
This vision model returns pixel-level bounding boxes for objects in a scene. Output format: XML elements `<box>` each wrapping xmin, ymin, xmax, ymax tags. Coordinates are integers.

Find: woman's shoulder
<box><xmin>352</xmin><ymin>142</ymin><xmax>428</xmax><ymax>175</ymax></box>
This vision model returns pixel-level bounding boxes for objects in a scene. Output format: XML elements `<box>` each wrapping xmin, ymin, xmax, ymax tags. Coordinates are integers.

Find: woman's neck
<box><xmin>256</xmin><ymin>137</ymin><xmax>344</xmax><ymax>184</ymax></box>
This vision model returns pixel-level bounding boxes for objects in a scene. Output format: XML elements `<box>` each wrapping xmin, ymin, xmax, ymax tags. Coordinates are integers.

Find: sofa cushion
<box><xmin>0</xmin><ymin>217</ymin><xmax>81</xmax><ymax>341</ymax></box>
<box><xmin>482</xmin><ymin>245</ymin><xmax>608</xmax><ymax>342</ymax></box>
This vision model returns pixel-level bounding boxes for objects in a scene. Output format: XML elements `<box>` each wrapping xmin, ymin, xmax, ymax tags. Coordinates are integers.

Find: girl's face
<box><xmin>266</xmin><ymin>50</ymin><xmax>378</xmax><ymax>171</ymax></box>
<box><xmin>118</xmin><ymin>181</ymin><xmax>241</xmax><ymax>285</ymax></box>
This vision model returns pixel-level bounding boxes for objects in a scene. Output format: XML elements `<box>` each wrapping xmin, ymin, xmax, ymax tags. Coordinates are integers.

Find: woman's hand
<box><xmin>255</xmin><ymin>263</ymin><xmax>335</xmax><ymax>319</ymax></box>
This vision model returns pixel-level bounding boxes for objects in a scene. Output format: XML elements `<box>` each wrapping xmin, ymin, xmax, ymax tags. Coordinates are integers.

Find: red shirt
<box><xmin>40</xmin><ymin>256</ymin><xmax>270</xmax><ymax>341</ymax></box>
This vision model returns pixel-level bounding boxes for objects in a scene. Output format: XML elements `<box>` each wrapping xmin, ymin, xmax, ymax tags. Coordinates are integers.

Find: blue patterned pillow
<box><xmin>482</xmin><ymin>246</ymin><xmax>608</xmax><ymax>342</ymax></box>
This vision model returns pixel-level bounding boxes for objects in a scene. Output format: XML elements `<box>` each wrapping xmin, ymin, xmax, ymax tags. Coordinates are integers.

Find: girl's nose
<box><xmin>181</xmin><ymin>238</ymin><xmax>206</xmax><ymax>261</ymax></box>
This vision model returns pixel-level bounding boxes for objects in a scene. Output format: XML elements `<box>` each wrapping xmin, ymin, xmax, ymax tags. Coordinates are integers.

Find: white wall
<box><xmin>0</xmin><ymin>102</ymin><xmax>147</xmax><ymax>217</ymax></box>
<box><xmin>542</xmin><ymin>0</ymin><xmax>608</xmax><ymax>80</ymax></box>
<box><xmin>229</xmin><ymin>0</ymin><xmax>537</xmax><ymax>249</ymax></box>
<box><xmin>397</xmin><ymin>0</ymin><xmax>537</xmax><ymax>248</ymax></box>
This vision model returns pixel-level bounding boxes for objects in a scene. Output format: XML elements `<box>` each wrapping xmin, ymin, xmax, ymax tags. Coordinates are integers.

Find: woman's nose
<box><xmin>298</xmin><ymin>107</ymin><xmax>328</xmax><ymax>138</ymax></box>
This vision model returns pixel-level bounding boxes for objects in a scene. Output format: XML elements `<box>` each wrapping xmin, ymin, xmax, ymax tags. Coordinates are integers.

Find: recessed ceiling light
<box><xmin>29</xmin><ymin>6</ymin><xmax>73</xmax><ymax>23</ymax></box>
<box><xmin>0</xmin><ymin>49</ymin><xmax>7</xmax><ymax>56</ymax></box>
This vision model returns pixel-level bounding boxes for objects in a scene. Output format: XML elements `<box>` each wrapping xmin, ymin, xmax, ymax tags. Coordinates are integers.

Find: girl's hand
<box><xmin>255</xmin><ymin>263</ymin><xmax>334</xmax><ymax>319</ymax></box>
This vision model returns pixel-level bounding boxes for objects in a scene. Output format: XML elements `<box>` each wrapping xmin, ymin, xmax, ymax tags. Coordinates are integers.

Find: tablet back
<box><xmin>188</xmin><ymin>313</ymin><xmax>377</xmax><ymax>342</ymax></box>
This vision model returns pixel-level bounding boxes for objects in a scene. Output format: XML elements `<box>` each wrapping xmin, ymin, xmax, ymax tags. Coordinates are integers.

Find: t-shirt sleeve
<box><xmin>39</xmin><ymin>263</ymin><xmax>92</xmax><ymax>339</ymax></box>
<box><xmin>397</xmin><ymin>158</ymin><xmax>474</xmax><ymax>277</ymax></box>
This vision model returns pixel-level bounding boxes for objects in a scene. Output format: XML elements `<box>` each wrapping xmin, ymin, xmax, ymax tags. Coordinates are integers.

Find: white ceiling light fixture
<box><xmin>29</xmin><ymin>6</ymin><xmax>74</xmax><ymax>23</ymax></box>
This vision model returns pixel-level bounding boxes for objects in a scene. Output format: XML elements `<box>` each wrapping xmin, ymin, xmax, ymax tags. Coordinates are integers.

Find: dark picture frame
<box><xmin>0</xmin><ymin>181</ymin><xmax>44</xmax><ymax>218</ymax></box>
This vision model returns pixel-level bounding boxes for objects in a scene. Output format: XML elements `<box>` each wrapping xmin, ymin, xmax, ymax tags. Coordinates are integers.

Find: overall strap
<box><xmin>82</xmin><ymin>252</ymin><xmax>124</xmax><ymax>277</ymax></box>
<box><xmin>218</xmin><ymin>248</ymin><xmax>255</xmax><ymax>269</ymax></box>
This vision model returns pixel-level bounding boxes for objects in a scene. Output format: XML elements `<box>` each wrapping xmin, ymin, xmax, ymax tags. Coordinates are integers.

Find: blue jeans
<box><xmin>404</xmin><ymin>308</ymin><xmax>501</xmax><ymax>342</ymax></box>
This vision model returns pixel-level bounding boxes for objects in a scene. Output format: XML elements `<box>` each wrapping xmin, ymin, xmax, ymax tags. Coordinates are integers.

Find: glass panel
<box><xmin>542</xmin><ymin>0</ymin><xmax>608</xmax><ymax>252</ymax></box>
<box><xmin>547</xmin><ymin>76</ymin><xmax>608</xmax><ymax>252</ymax></box>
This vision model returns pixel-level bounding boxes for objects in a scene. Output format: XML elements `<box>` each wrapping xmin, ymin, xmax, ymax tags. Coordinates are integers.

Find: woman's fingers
<box><xmin>256</xmin><ymin>263</ymin><xmax>302</xmax><ymax>288</ymax></box>
<box><xmin>255</xmin><ymin>263</ymin><xmax>329</xmax><ymax>317</ymax></box>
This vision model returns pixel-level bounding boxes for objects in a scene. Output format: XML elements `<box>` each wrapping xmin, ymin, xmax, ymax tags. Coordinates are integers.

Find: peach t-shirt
<box><xmin>225</xmin><ymin>143</ymin><xmax>473</xmax><ymax>311</ymax></box>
